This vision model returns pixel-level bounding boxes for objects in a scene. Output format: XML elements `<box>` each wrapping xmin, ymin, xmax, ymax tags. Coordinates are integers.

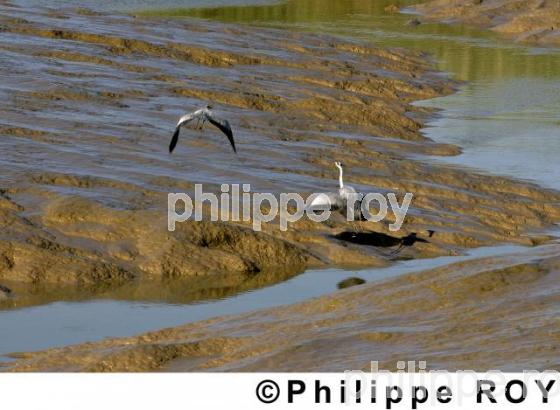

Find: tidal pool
<box><xmin>0</xmin><ymin>242</ymin><xmax>535</xmax><ymax>357</ymax></box>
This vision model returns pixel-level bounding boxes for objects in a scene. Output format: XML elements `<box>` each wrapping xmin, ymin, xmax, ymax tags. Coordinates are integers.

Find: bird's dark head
<box><xmin>206</xmin><ymin>104</ymin><xmax>213</xmax><ymax>110</ymax></box>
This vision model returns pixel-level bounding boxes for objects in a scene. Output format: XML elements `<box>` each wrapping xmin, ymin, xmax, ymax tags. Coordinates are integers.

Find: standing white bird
<box><xmin>308</xmin><ymin>161</ymin><xmax>365</xmax><ymax>221</ymax></box>
<box><xmin>169</xmin><ymin>105</ymin><xmax>236</xmax><ymax>154</ymax></box>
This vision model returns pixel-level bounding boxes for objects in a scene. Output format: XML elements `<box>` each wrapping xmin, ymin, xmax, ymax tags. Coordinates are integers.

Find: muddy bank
<box><xmin>6</xmin><ymin>242</ymin><xmax>560</xmax><ymax>371</ymax></box>
<box><xmin>414</xmin><ymin>0</ymin><xmax>560</xmax><ymax>46</ymax></box>
<box><xmin>0</xmin><ymin>4</ymin><xmax>559</xmax><ymax>309</ymax></box>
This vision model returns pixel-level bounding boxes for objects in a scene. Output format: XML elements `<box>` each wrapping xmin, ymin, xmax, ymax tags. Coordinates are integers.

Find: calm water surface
<box><xmin>0</xmin><ymin>243</ymin><xmax>537</xmax><ymax>356</ymax></box>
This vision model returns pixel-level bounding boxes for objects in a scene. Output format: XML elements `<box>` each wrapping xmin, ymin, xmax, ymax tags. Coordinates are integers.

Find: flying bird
<box><xmin>169</xmin><ymin>105</ymin><xmax>236</xmax><ymax>154</ymax></box>
<box><xmin>308</xmin><ymin>161</ymin><xmax>365</xmax><ymax>221</ymax></box>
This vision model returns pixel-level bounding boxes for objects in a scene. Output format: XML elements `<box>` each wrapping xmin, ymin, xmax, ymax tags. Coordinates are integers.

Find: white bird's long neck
<box><xmin>337</xmin><ymin>166</ymin><xmax>344</xmax><ymax>189</ymax></box>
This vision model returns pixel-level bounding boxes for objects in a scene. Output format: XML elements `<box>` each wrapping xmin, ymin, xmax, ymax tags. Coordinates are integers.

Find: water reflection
<box><xmin>137</xmin><ymin>0</ymin><xmax>560</xmax><ymax>82</ymax></box>
<box><xmin>0</xmin><ymin>266</ymin><xmax>304</xmax><ymax>312</ymax></box>
<box><xmin>0</xmin><ymin>243</ymin><xmax>541</xmax><ymax>356</ymax></box>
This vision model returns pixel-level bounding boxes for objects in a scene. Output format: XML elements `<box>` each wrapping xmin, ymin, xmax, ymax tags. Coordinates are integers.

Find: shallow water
<box><xmin>417</xmin><ymin>78</ymin><xmax>560</xmax><ymax>190</ymax></box>
<box><xmin>0</xmin><ymin>242</ymin><xmax>537</xmax><ymax>356</ymax></box>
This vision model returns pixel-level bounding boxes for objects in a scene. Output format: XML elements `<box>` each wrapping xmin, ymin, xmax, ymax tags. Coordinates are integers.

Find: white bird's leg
<box><xmin>200</xmin><ymin>118</ymin><xmax>206</xmax><ymax>131</ymax></box>
<box><xmin>195</xmin><ymin>118</ymin><xmax>201</xmax><ymax>129</ymax></box>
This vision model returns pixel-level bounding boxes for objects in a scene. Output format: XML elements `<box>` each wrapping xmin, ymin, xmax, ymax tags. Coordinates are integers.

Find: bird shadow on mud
<box><xmin>333</xmin><ymin>230</ymin><xmax>434</xmax><ymax>257</ymax></box>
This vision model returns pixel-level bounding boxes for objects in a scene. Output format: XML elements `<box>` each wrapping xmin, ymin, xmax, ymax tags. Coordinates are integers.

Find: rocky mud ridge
<box><xmin>414</xmin><ymin>0</ymin><xmax>560</xmax><ymax>46</ymax></box>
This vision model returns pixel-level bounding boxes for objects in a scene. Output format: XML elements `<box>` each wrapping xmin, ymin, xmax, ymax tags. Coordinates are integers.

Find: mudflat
<box><xmin>7</xmin><ymin>242</ymin><xmax>560</xmax><ymax>371</ymax></box>
<box><xmin>0</xmin><ymin>1</ymin><xmax>559</xmax><ymax>370</ymax></box>
<box><xmin>414</xmin><ymin>0</ymin><xmax>560</xmax><ymax>46</ymax></box>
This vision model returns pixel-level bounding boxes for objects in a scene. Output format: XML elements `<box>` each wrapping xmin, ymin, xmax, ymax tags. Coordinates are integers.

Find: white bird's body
<box><xmin>169</xmin><ymin>105</ymin><xmax>236</xmax><ymax>154</ymax></box>
<box><xmin>309</xmin><ymin>161</ymin><xmax>365</xmax><ymax>221</ymax></box>
<box><xmin>176</xmin><ymin>108</ymin><xmax>206</xmax><ymax>127</ymax></box>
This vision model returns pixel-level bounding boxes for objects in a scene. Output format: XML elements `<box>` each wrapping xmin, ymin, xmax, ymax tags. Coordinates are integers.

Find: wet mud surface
<box><xmin>1</xmin><ymin>2</ymin><xmax>560</xmax><ymax>369</ymax></box>
<box><xmin>7</xmin><ymin>242</ymin><xmax>560</xmax><ymax>371</ymax></box>
<box><xmin>414</xmin><ymin>0</ymin><xmax>560</xmax><ymax>46</ymax></box>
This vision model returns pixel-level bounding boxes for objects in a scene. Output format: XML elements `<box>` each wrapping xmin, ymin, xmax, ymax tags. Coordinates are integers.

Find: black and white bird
<box><xmin>169</xmin><ymin>105</ymin><xmax>236</xmax><ymax>154</ymax></box>
<box><xmin>308</xmin><ymin>161</ymin><xmax>365</xmax><ymax>221</ymax></box>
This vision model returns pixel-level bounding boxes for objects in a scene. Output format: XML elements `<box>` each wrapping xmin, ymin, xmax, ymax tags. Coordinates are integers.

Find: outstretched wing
<box><xmin>169</xmin><ymin>112</ymin><xmax>198</xmax><ymax>154</ymax></box>
<box><xmin>169</xmin><ymin>126</ymin><xmax>181</xmax><ymax>153</ymax></box>
<box><xmin>207</xmin><ymin>115</ymin><xmax>236</xmax><ymax>153</ymax></box>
